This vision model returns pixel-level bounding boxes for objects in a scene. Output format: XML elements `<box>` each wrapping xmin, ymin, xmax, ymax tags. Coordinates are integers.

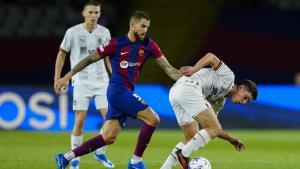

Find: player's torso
<box><xmin>109</xmin><ymin>36</ymin><xmax>153</xmax><ymax>91</ymax></box>
<box><xmin>190</xmin><ymin>64</ymin><xmax>234</xmax><ymax>102</ymax></box>
<box><xmin>69</xmin><ymin>24</ymin><xmax>110</xmax><ymax>86</ymax></box>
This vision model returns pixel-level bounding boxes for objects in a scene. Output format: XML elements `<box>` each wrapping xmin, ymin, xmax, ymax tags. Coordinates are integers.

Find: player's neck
<box><xmin>127</xmin><ymin>32</ymin><xmax>137</xmax><ymax>43</ymax></box>
<box><xmin>83</xmin><ymin>22</ymin><xmax>97</xmax><ymax>32</ymax></box>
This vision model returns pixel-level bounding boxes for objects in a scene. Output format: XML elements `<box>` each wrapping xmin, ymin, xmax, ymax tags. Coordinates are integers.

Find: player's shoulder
<box><xmin>147</xmin><ymin>36</ymin><xmax>160</xmax><ymax>47</ymax></box>
<box><xmin>65</xmin><ymin>24</ymin><xmax>82</xmax><ymax>34</ymax></box>
<box><xmin>112</xmin><ymin>35</ymin><xmax>130</xmax><ymax>45</ymax></box>
<box><xmin>96</xmin><ymin>24</ymin><xmax>110</xmax><ymax>33</ymax></box>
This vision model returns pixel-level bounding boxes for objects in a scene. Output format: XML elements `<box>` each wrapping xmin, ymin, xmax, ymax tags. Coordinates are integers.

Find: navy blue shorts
<box><xmin>105</xmin><ymin>90</ymin><xmax>148</xmax><ymax>128</ymax></box>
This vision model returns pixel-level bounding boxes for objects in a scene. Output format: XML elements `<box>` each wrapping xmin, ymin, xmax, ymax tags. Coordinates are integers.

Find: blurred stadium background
<box><xmin>0</xmin><ymin>0</ymin><xmax>300</xmax><ymax>168</ymax></box>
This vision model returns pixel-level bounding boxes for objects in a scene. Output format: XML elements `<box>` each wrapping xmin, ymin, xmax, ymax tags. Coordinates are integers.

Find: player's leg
<box><xmin>94</xmin><ymin>91</ymin><xmax>114</xmax><ymax>168</ymax></box>
<box><xmin>177</xmin><ymin>107</ymin><xmax>221</xmax><ymax>169</ymax></box>
<box><xmin>55</xmin><ymin>119</ymin><xmax>122</xmax><ymax>169</ymax></box>
<box><xmin>70</xmin><ymin>85</ymin><xmax>90</xmax><ymax>169</ymax></box>
<box><xmin>167</xmin><ymin>81</ymin><xmax>213</xmax><ymax>169</ymax></box>
<box><xmin>127</xmin><ymin>107</ymin><xmax>159</xmax><ymax>169</ymax></box>
<box><xmin>70</xmin><ymin>111</ymin><xmax>87</xmax><ymax>169</ymax></box>
<box><xmin>160</xmin><ymin>121</ymin><xmax>199</xmax><ymax>169</ymax></box>
<box><xmin>105</xmin><ymin>90</ymin><xmax>156</xmax><ymax>169</ymax></box>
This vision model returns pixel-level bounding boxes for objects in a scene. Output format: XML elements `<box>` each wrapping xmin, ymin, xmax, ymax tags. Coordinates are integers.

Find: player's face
<box><xmin>82</xmin><ymin>5</ymin><xmax>101</xmax><ymax>25</ymax></box>
<box><xmin>231</xmin><ymin>85</ymin><xmax>253</xmax><ymax>104</ymax></box>
<box><xmin>131</xmin><ymin>18</ymin><xmax>150</xmax><ymax>40</ymax></box>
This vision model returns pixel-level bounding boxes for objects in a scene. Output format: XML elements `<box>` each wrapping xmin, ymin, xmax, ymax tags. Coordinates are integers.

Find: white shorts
<box><xmin>73</xmin><ymin>84</ymin><xmax>108</xmax><ymax>111</ymax></box>
<box><xmin>169</xmin><ymin>80</ymin><xmax>211</xmax><ymax>126</ymax></box>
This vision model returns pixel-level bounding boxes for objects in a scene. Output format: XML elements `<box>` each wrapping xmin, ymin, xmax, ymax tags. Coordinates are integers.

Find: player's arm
<box><xmin>155</xmin><ymin>56</ymin><xmax>181</xmax><ymax>81</ymax></box>
<box><xmin>54</xmin><ymin>51</ymin><xmax>100</xmax><ymax>93</ymax></box>
<box><xmin>179</xmin><ymin>53</ymin><xmax>221</xmax><ymax>76</ymax></box>
<box><xmin>104</xmin><ymin>56</ymin><xmax>112</xmax><ymax>74</ymax></box>
<box><xmin>54</xmin><ymin>50</ymin><xmax>67</xmax><ymax>93</ymax></box>
<box><xmin>218</xmin><ymin>131</ymin><xmax>245</xmax><ymax>151</ymax></box>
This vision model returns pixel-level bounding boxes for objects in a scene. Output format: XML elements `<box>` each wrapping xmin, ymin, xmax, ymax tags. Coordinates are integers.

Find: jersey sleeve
<box><xmin>106</xmin><ymin>29</ymin><xmax>111</xmax><ymax>42</ymax></box>
<box><xmin>149</xmin><ymin>38</ymin><xmax>164</xmax><ymax>59</ymax></box>
<box><xmin>215</xmin><ymin>62</ymin><xmax>235</xmax><ymax>83</ymax></box>
<box><xmin>96</xmin><ymin>38</ymin><xmax>116</xmax><ymax>59</ymax></box>
<box><xmin>59</xmin><ymin>28</ymin><xmax>72</xmax><ymax>52</ymax></box>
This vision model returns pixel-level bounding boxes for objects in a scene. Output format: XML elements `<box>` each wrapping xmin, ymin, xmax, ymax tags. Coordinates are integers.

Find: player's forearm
<box><xmin>217</xmin><ymin>130</ymin><xmax>234</xmax><ymax>142</ymax></box>
<box><xmin>105</xmin><ymin>57</ymin><xmax>112</xmax><ymax>73</ymax></box>
<box><xmin>156</xmin><ymin>56</ymin><xmax>181</xmax><ymax>80</ymax></box>
<box><xmin>165</xmin><ymin>66</ymin><xmax>181</xmax><ymax>80</ymax></box>
<box><xmin>54</xmin><ymin>51</ymin><xmax>66</xmax><ymax>80</ymax></box>
<box><xmin>193</xmin><ymin>53</ymin><xmax>220</xmax><ymax>71</ymax></box>
<box><xmin>68</xmin><ymin>51</ymin><xmax>100</xmax><ymax>78</ymax></box>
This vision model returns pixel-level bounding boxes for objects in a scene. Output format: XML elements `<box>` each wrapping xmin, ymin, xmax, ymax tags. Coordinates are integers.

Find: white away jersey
<box><xmin>60</xmin><ymin>24</ymin><xmax>111</xmax><ymax>87</ymax></box>
<box><xmin>186</xmin><ymin>62</ymin><xmax>234</xmax><ymax>113</ymax></box>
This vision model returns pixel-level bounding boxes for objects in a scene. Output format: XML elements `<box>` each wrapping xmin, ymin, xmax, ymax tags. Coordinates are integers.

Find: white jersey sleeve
<box><xmin>60</xmin><ymin>28</ymin><xmax>72</xmax><ymax>52</ymax></box>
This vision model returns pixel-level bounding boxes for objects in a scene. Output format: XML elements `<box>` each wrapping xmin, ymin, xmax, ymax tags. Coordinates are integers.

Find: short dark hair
<box><xmin>130</xmin><ymin>11</ymin><xmax>150</xmax><ymax>22</ymax></box>
<box><xmin>84</xmin><ymin>0</ymin><xmax>101</xmax><ymax>8</ymax></box>
<box><xmin>237</xmin><ymin>79</ymin><xmax>258</xmax><ymax>100</ymax></box>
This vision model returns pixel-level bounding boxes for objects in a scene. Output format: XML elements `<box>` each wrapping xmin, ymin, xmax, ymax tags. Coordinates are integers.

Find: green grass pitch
<box><xmin>0</xmin><ymin>130</ymin><xmax>299</xmax><ymax>169</ymax></box>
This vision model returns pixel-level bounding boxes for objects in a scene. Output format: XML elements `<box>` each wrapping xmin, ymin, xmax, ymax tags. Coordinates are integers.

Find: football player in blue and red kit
<box><xmin>54</xmin><ymin>11</ymin><xmax>181</xmax><ymax>169</ymax></box>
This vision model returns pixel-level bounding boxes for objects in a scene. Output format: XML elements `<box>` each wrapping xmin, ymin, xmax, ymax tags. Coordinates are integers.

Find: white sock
<box><xmin>63</xmin><ymin>151</ymin><xmax>75</xmax><ymax>161</ymax></box>
<box><xmin>130</xmin><ymin>155</ymin><xmax>142</xmax><ymax>164</ymax></box>
<box><xmin>181</xmin><ymin>129</ymin><xmax>211</xmax><ymax>157</ymax></box>
<box><xmin>96</xmin><ymin>145</ymin><xmax>106</xmax><ymax>155</ymax></box>
<box><xmin>71</xmin><ymin>134</ymin><xmax>83</xmax><ymax>161</ymax></box>
<box><xmin>160</xmin><ymin>142</ymin><xmax>184</xmax><ymax>169</ymax></box>
<box><xmin>96</xmin><ymin>128</ymin><xmax>106</xmax><ymax>155</ymax></box>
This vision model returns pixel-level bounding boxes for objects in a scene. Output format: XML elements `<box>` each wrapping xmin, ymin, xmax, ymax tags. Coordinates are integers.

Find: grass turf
<box><xmin>0</xmin><ymin>130</ymin><xmax>299</xmax><ymax>169</ymax></box>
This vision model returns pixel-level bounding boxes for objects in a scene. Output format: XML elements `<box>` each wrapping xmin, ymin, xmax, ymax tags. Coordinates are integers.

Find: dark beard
<box><xmin>133</xmin><ymin>33</ymin><xmax>142</xmax><ymax>41</ymax></box>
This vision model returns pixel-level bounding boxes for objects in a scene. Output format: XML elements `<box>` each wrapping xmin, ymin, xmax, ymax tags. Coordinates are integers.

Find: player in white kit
<box><xmin>160</xmin><ymin>53</ymin><xmax>258</xmax><ymax>169</ymax></box>
<box><xmin>54</xmin><ymin>1</ymin><xmax>114</xmax><ymax>168</ymax></box>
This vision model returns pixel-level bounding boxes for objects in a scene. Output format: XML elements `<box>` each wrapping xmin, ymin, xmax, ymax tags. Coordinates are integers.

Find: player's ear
<box><xmin>130</xmin><ymin>20</ymin><xmax>135</xmax><ymax>29</ymax></box>
<box><xmin>82</xmin><ymin>8</ymin><xmax>86</xmax><ymax>18</ymax></box>
<box><xmin>238</xmin><ymin>85</ymin><xmax>245</xmax><ymax>90</ymax></box>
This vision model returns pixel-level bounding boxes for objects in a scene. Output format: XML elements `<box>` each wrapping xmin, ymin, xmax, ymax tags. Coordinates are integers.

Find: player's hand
<box><xmin>54</xmin><ymin>76</ymin><xmax>69</xmax><ymax>95</ymax></box>
<box><xmin>230</xmin><ymin>138</ymin><xmax>245</xmax><ymax>151</ymax></box>
<box><xmin>179</xmin><ymin>66</ymin><xmax>196</xmax><ymax>76</ymax></box>
<box><xmin>54</xmin><ymin>79</ymin><xmax>60</xmax><ymax>93</ymax></box>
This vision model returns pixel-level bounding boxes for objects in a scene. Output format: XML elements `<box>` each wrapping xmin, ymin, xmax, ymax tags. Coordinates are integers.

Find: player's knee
<box><xmin>150</xmin><ymin>116</ymin><xmax>160</xmax><ymax>126</ymax></box>
<box><xmin>206</xmin><ymin>124</ymin><xmax>222</xmax><ymax>138</ymax></box>
<box><xmin>211</xmin><ymin>125</ymin><xmax>222</xmax><ymax>137</ymax></box>
<box><xmin>214</xmin><ymin>125</ymin><xmax>223</xmax><ymax>136</ymax></box>
<box><xmin>103</xmin><ymin>133</ymin><xmax>117</xmax><ymax>145</ymax></box>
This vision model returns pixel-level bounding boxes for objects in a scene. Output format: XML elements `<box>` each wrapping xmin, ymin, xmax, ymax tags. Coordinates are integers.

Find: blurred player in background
<box><xmin>54</xmin><ymin>0</ymin><xmax>114</xmax><ymax>168</ymax></box>
<box><xmin>160</xmin><ymin>53</ymin><xmax>258</xmax><ymax>169</ymax></box>
<box><xmin>54</xmin><ymin>11</ymin><xmax>180</xmax><ymax>169</ymax></box>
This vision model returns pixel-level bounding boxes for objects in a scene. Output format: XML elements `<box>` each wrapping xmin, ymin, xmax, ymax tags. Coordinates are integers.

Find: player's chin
<box><xmin>139</xmin><ymin>35</ymin><xmax>145</xmax><ymax>40</ymax></box>
<box><xmin>90</xmin><ymin>19</ymin><xmax>97</xmax><ymax>24</ymax></box>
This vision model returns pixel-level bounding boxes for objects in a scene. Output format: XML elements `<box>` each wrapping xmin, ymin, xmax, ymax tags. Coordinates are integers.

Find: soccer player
<box><xmin>160</xmin><ymin>53</ymin><xmax>258</xmax><ymax>169</ymax></box>
<box><xmin>54</xmin><ymin>1</ymin><xmax>114</xmax><ymax>168</ymax></box>
<box><xmin>54</xmin><ymin>11</ymin><xmax>180</xmax><ymax>169</ymax></box>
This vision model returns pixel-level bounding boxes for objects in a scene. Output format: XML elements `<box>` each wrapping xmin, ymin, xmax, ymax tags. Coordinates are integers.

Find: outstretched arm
<box><xmin>179</xmin><ymin>53</ymin><xmax>221</xmax><ymax>76</ymax></box>
<box><xmin>218</xmin><ymin>131</ymin><xmax>245</xmax><ymax>151</ymax></box>
<box><xmin>54</xmin><ymin>50</ymin><xmax>67</xmax><ymax>93</ymax></box>
<box><xmin>54</xmin><ymin>51</ymin><xmax>100</xmax><ymax>93</ymax></box>
<box><xmin>155</xmin><ymin>56</ymin><xmax>181</xmax><ymax>81</ymax></box>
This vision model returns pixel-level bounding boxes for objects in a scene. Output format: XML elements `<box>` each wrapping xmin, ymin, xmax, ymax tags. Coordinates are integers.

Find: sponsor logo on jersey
<box><xmin>120</xmin><ymin>61</ymin><xmax>141</xmax><ymax>68</ymax></box>
<box><xmin>138</xmin><ymin>49</ymin><xmax>145</xmax><ymax>56</ymax></box>
<box><xmin>121</xmin><ymin>51</ymin><xmax>129</xmax><ymax>55</ymax></box>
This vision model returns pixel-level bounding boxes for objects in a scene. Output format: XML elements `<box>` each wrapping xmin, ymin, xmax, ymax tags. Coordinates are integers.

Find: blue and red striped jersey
<box><xmin>96</xmin><ymin>35</ymin><xmax>163</xmax><ymax>91</ymax></box>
